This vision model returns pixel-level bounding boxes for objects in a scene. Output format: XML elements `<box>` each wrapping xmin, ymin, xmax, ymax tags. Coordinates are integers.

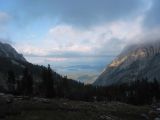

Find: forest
<box><xmin>4</xmin><ymin>64</ymin><xmax>160</xmax><ymax>105</ymax></box>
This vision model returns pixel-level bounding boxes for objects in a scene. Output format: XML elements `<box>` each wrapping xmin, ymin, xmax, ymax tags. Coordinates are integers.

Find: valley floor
<box><xmin>0</xmin><ymin>96</ymin><xmax>150</xmax><ymax>120</ymax></box>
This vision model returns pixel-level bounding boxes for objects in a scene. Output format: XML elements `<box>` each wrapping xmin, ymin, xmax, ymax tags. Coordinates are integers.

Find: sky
<box><xmin>0</xmin><ymin>0</ymin><xmax>160</xmax><ymax>83</ymax></box>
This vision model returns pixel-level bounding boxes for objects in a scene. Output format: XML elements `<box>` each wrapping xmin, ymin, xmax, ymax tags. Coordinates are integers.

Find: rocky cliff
<box><xmin>94</xmin><ymin>40</ymin><xmax>160</xmax><ymax>86</ymax></box>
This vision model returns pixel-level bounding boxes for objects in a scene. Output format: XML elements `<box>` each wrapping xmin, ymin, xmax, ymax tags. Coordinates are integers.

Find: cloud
<box><xmin>131</xmin><ymin>27</ymin><xmax>160</xmax><ymax>44</ymax></box>
<box><xmin>0</xmin><ymin>12</ymin><xmax>10</xmax><ymax>24</ymax></box>
<box><xmin>12</xmin><ymin>0</ymin><xmax>146</xmax><ymax>28</ymax></box>
<box><xmin>3</xmin><ymin>0</ymin><xmax>160</xmax><ymax>63</ymax></box>
<box><xmin>0</xmin><ymin>38</ymin><xmax>12</xmax><ymax>44</ymax></box>
<box><xmin>0</xmin><ymin>11</ymin><xmax>10</xmax><ymax>32</ymax></box>
<box><xmin>16</xmin><ymin>16</ymin><xmax>143</xmax><ymax>60</ymax></box>
<box><xmin>143</xmin><ymin>0</ymin><xmax>160</xmax><ymax>28</ymax></box>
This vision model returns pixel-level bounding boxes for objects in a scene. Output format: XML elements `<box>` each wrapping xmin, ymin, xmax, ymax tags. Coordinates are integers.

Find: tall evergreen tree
<box><xmin>152</xmin><ymin>78</ymin><xmax>160</xmax><ymax>100</ymax></box>
<box><xmin>42</xmin><ymin>64</ymin><xmax>54</xmax><ymax>98</ymax></box>
<box><xmin>21</xmin><ymin>68</ymin><xmax>33</xmax><ymax>96</ymax></box>
<box><xmin>7</xmin><ymin>70</ymin><xmax>16</xmax><ymax>93</ymax></box>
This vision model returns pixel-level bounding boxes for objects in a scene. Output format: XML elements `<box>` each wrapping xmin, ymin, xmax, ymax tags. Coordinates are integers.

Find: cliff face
<box><xmin>94</xmin><ymin>41</ymin><xmax>160</xmax><ymax>86</ymax></box>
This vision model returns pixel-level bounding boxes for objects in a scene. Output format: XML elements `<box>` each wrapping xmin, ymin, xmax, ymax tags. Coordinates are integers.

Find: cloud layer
<box><xmin>15</xmin><ymin>16</ymin><xmax>143</xmax><ymax>59</ymax></box>
<box><xmin>1</xmin><ymin>0</ymin><xmax>160</xmax><ymax>61</ymax></box>
<box><xmin>11</xmin><ymin>0</ymin><xmax>147</xmax><ymax>27</ymax></box>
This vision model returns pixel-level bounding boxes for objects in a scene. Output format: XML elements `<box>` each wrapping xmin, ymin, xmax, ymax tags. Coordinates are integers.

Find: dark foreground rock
<box><xmin>0</xmin><ymin>94</ymin><xmax>150</xmax><ymax>120</ymax></box>
<box><xmin>146</xmin><ymin>103</ymin><xmax>160</xmax><ymax>120</ymax></box>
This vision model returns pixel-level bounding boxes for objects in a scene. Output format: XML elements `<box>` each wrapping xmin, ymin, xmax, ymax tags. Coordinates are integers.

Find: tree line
<box><xmin>6</xmin><ymin>65</ymin><xmax>160</xmax><ymax>105</ymax></box>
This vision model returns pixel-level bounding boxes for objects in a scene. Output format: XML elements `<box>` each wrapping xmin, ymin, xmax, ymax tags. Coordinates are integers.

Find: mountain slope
<box><xmin>94</xmin><ymin>41</ymin><xmax>160</xmax><ymax>86</ymax></box>
<box><xmin>0</xmin><ymin>42</ymin><xmax>26</xmax><ymax>62</ymax></box>
<box><xmin>0</xmin><ymin>42</ymin><xmax>53</xmax><ymax>89</ymax></box>
<box><xmin>0</xmin><ymin>42</ymin><xmax>41</xmax><ymax>74</ymax></box>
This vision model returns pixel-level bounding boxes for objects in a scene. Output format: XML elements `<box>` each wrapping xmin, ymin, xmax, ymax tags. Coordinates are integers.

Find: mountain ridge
<box><xmin>94</xmin><ymin>40</ymin><xmax>160</xmax><ymax>86</ymax></box>
<box><xmin>0</xmin><ymin>42</ymin><xmax>26</xmax><ymax>62</ymax></box>
<box><xmin>0</xmin><ymin>42</ymin><xmax>52</xmax><ymax>89</ymax></box>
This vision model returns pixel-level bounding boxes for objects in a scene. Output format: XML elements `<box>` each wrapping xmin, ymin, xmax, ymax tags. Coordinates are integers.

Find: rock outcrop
<box><xmin>94</xmin><ymin>40</ymin><xmax>160</xmax><ymax>86</ymax></box>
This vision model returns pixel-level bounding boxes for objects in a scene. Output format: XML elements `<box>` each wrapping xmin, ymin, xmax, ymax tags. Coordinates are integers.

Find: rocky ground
<box><xmin>0</xmin><ymin>93</ymin><xmax>151</xmax><ymax>120</ymax></box>
<box><xmin>147</xmin><ymin>103</ymin><xmax>160</xmax><ymax>120</ymax></box>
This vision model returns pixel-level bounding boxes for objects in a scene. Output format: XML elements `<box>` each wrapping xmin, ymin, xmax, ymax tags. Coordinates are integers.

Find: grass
<box><xmin>1</xmin><ymin>99</ymin><xmax>150</xmax><ymax>120</ymax></box>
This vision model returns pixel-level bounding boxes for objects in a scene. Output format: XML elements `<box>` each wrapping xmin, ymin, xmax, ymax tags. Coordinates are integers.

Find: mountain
<box><xmin>0</xmin><ymin>42</ymin><xmax>49</xmax><ymax>89</ymax></box>
<box><xmin>0</xmin><ymin>42</ymin><xmax>26</xmax><ymax>62</ymax></box>
<box><xmin>0</xmin><ymin>41</ymin><xmax>83</xmax><ymax>95</ymax></box>
<box><xmin>94</xmin><ymin>40</ymin><xmax>160</xmax><ymax>86</ymax></box>
<box><xmin>0</xmin><ymin>42</ymin><xmax>60</xmax><ymax>90</ymax></box>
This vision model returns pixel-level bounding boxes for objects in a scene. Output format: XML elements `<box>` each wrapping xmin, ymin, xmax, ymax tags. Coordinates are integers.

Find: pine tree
<box><xmin>21</xmin><ymin>68</ymin><xmax>33</xmax><ymax>96</ymax></box>
<box><xmin>42</xmin><ymin>64</ymin><xmax>54</xmax><ymax>98</ymax></box>
<box><xmin>152</xmin><ymin>78</ymin><xmax>160</xmax><ymax>100</ymax></box>
<box><xmin>7</xmin><ymin>70</ymin><xmax>16</xmax><ymax>94</ymax></box>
